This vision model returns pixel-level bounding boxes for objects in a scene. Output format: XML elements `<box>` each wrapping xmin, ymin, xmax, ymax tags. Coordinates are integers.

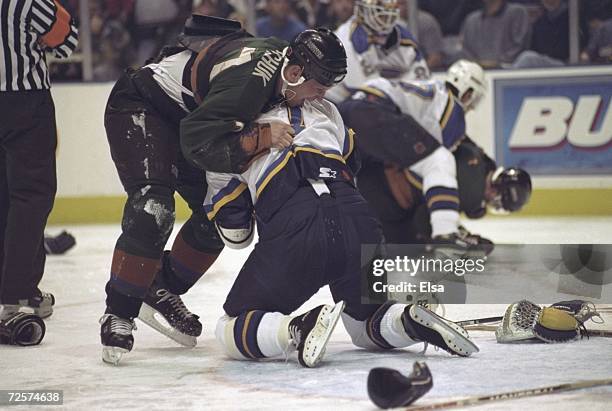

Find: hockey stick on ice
<box><xmin>402</xmin><ymin>378</ymin><xmax>612</xmax><ymax>411</ymax></box>
<box><xmin>463</xmin><ymin>324</ymin><xmax>612</xmax><ymax>337</ymax></box>
<box><xmin>457</xmin><ymin>305</ymin><xmax>612</xmax><ymax>327</ymax></box>
<box><xmin>455</xmin><ymin>316</ymin><xmax>502</xmax><ymax>327</ymax></box>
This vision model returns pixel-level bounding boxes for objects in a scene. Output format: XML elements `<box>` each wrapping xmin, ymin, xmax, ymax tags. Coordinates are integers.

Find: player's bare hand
<box><xmin>269</xmin><ymin>121</ymin><xmax>295</xmax><ymax>149</ymax></box>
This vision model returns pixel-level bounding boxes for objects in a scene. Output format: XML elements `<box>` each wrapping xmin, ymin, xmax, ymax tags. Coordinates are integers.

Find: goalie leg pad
<box><xmin>0</xmin><ymin>312</ymin><xmax>45</xmax><ymax>346</ymax></box>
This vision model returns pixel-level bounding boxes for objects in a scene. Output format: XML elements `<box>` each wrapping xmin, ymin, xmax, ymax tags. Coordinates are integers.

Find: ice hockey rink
<box><xmin>1</xmin><ymin>217</ymin><xmax>611</xmax><ymax>410</ymax></box>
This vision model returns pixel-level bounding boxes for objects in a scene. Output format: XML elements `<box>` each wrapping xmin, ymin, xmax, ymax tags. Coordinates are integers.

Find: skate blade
<box><xmin>411</xmin><ymin>305</ymin><xmax>479</xmax><ymax>357</ymax></box>
<box><xmin>302</xmin><ymin>301</ymin><xmax>345</xmax><ymax>368</ymax></box>
<box><xmin>138</xmin><ymin>304</ymin><xmax>197</xmax><ymax>348</ymax></box>
<box><xmin>102</xmin><ymin>346</ymin><xmax>129</xmax><ymax>365</ymax></box>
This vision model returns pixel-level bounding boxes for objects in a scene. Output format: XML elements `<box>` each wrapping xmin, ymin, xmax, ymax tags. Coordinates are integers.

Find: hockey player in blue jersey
<box><xmin>327</xmin><ymin>0</ymin><xmax>430</xmax><ymax>103</ymax></box>
<box><xmin>205</xmin><ymin>29</ymin><xmax>478</xmax><ymax>368</ymax></box>
<box><xmin>339</xmin><ymin>60</ymin><xmax>531</xmax><ymax>256</ymax></box>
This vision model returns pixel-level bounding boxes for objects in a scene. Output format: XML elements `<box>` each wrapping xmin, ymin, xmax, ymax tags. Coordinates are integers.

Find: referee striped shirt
<box><xmin>0</xmin><ymin>0</ymin><xmax>78</xmax><ymax>91</ymax></box>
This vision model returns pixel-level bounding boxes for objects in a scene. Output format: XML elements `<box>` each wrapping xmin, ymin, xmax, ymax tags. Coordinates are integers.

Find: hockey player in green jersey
<box><xmin>99</xmin><ymin>14</ymin><xmax>347</xmax><ymax>365</ymax></box>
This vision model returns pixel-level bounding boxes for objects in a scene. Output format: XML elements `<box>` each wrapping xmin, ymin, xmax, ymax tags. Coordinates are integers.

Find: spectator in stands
<box><xmin>293</xmin><ymin>0</ymin><xmax>332</xmax><ymax>28</ymax></box>
<box><xmin>132</xmin><ymin>0</ymin><xmax>191</xmax><ymax>65</ymax></box>
<box><xmin>327</xmin><ymin>0</ymin><xmax>354</xmax><ymax>30</ymax></box>
<box><xmin>256</xmin><ymin>0</ymin><xmax>306</xmax><ymax>42</ymax></box>
<box><xmin>460</xmin><ymin>0</ymin><xmax>530</xmax><ymax>68</ymax></box>
<box><xmin>418</xmin><ymin>0</ymin><xmax>481</xmax><ymax>36</ymax></box>
<box><xmin>582</xmin><ymin>17</ymin><xmax>612</xmax><ymax>63</ymax></box>
<box><xmin>513</xmin><ymin>0</ymin><xmax>586</xmax><ymax>68</ymax></box>
<box><xmin>193</xmin><ymin>0</ymin><xmax>241</xmax><ymax>20</ymax></box>
<box><xmin>582</xmin><ymin>0</ymin><xmax>612</xmax><ymax>24</ymax></box>
<box><xmin>398</xmin><ymin>0</ymin><xmax>444</xmax><ymax>70</ymax></box>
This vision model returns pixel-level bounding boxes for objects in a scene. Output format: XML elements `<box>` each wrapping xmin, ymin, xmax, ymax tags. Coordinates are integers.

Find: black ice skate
<box><xmin>288</xmin><ymin>301</ymin><xmax>345</xmax><ymax>368</ymax></box>
<box><xmin>0</xmin><ymin>291</ymin><xmax>55</xmax><ymax>319</ymax></box>
<box><xmin>426</xmin><ymin>232</ymin><xmax>474</xmax><ymax>260</ymax></box>
<box><xmin>457</xmin><ymin>225</ymin><xmax>494</xmax><ymax>258</ymax></box>
<box><xmin>100</xmin><ymin>314</ymin><xmax>136</xmax><ymax>365</ymax></box>
<box><xmin>401</xmin><ymin>304</ymin><xmax>479</xmax><ymax>357</ymax></box>
<box><xmin>139</xmin><ymin>281</ymin><xmax>201</xmax><ymax>348</ymax></box>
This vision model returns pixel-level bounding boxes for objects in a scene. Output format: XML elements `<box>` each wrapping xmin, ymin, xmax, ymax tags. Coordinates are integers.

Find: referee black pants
<box><xmin>0</xmin><ymin>90</ymin><xmax>57</xmax><ymax>303</ymax></box>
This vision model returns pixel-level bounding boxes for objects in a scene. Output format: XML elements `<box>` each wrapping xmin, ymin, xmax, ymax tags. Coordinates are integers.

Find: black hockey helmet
<box><xmin>490</xmin><ymin>167</ymin><xmax>532</xmax><ymax>212</ymax></box>
<box><xmin>287</xmin><ymin>28</ymin><xmax>347</xmax><ymax>87</ymax></box>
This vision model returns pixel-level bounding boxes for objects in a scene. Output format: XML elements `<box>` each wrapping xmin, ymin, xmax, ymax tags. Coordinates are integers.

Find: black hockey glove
<box><xmin>44</xmin><ymin>231</ymin><xmax>76</xmax><ymax>255</ymax></box>
<box><xmin>368</xmin><ymin>362</ymin><xmax>433</xmax><ymax>409</ymax></box>
<box><xmin>0</xmin><ymin>312</ymin><xmax>46</xmax><ymax>346</ymax></box>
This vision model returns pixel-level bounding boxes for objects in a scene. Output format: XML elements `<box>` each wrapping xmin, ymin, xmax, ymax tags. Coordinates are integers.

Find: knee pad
<box><xmin>215</xmin><ymin>218</ymin><xmax>255</xmax><ymax>250</ymax></box>
<box><xmin>120</xmin><ymin>185</ymin><xmax>176</xmax><ymax>252</ymax></box>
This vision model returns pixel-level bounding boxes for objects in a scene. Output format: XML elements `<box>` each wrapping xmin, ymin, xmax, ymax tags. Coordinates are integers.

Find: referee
<box><xmin>0</xmin><ymin>0</ymin><xmax>78</xmax><ymax>327</ymax></box>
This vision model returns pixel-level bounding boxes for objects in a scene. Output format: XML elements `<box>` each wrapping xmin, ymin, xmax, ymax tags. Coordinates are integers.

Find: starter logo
<box><xmin>495</xmin><ymin>75</ymin><xmax>612</xmax><ymax>175</ymax></box>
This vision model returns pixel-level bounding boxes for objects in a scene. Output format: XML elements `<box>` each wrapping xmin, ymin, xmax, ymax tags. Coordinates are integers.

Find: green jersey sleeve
<box><xmin>180</xmin><ymin>38</ymin><xmax>287</xmax><ymax>173</ymax></box>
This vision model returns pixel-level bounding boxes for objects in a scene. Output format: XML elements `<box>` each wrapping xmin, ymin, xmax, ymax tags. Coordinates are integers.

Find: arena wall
<box><xmin>49</xmin><ymin>66</ymin><xmax>612</xmax><ymax>224</ymax></box>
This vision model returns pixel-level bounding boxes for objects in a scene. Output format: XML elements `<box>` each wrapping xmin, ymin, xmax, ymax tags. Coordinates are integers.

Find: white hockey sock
<box><xmin>379</xmin><ymin>303</ymin><xmax>419</xmax><ymax>348</ymax></box>
<box><xmin>342</xmin><ymin>304</ymin><xmax>418</xmax><ymax>350</ymax></box>
<box><xmin>215</xmin><ymin>312</ymin><xmax>292</xmax><ymax>360</ymax></box>
<box><xmin>431</xmin><ymin>209</ymin><xmax>460</xmax><ymax>237</ymax></box>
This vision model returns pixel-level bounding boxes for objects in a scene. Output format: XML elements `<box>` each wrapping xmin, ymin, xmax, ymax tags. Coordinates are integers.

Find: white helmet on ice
<box><xmin>446</xmin><ymin>60</ymin><xmax>486</xmax><ymax>110</ymax></box>
<box><xmin>355</xmin><ymin>0</ymin><xmax>400</xmax><ymax>36</ymax></box>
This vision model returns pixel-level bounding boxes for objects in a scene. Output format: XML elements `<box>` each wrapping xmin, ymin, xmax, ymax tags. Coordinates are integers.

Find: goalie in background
<box><xmin>339</xmin><ymin>60</ymin><xmax>531</xmax><ymax>256</ymax></box>
<box><xmin>206</xmin><ymin>30</ymin><xmax>478</xmax><ymax>368</ymax></box>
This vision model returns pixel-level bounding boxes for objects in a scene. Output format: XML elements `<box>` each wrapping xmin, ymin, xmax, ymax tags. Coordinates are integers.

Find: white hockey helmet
<box><xmin>446</xmin><ymin>60</ymin><xmax>486</xmax><ymax>110</ymax></box>
<box><xmin>355</xmin><ymin>0</ymin><xmax>400</xmax><ymax>36</ymax></box>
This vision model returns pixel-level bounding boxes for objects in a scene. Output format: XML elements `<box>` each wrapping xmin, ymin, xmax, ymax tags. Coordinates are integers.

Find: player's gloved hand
<box><xmin>268</xmin><ymin>121</ymin><xmax>295</xmax><ymax>149</ymax></box>
<box><xmin>44</xmin><ymin>231</ymin><xmax>76</xmax><ymax>255</ymax></box>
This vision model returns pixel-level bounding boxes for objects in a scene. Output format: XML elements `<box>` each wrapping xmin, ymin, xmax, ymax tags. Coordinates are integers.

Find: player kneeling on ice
<box><xmin>205</xmin><ymin>30</ymin><xmax>478</xmax><ymax>368</ymax></box>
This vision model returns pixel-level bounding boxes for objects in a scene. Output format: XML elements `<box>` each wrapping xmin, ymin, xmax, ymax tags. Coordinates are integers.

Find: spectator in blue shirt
<box><xmin>256</xmin><ymin>0</ymin><xmax>306</xmax><ymax>42</ymax></box>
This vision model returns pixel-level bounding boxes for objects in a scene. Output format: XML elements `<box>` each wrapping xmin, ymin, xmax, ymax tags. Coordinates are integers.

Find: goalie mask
<box><xmin>446</xmin><ymin>60</ymin><xmax>486</xmax><ymax>110</ymax></box>
<box><xmin>488</xmin><ymin>167</ymin><xmax>532</xmax><ymax>213</ymax></box>
<box><xmin>283</xmin><ymin>28</ymin><xmax>347</xmax><ymax>89</ymax></box>
<box><xmin>355</xmin><ymin>0</ymin><xmax>400</xmax><ymax>36</ymax></box>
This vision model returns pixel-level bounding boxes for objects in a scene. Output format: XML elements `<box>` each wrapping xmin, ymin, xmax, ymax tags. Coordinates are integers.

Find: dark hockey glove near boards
<box><xmin>368</xmin><ymin>362</ymin><xmax>433</xmax><ymax>409</ymax></box>
<box><xmin>44</xmin><ymin>231</ymin><xmax>76</xmax><ymax>255</ymax></box>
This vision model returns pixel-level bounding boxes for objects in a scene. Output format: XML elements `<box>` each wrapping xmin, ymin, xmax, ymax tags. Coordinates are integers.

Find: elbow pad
<box><xmin>215</xmin><ymin>219</ymin><xmax>255</xmax><ymax>250</ymax></box>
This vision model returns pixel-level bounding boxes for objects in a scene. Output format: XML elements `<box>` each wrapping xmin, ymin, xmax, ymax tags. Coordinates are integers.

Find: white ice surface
<box><xmin>1</xmin><ymin>217</ymin><xmax>612</xmax><ymax>410</ymax></box>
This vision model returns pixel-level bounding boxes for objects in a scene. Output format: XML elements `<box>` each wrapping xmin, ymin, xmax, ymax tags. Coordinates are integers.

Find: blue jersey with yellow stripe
<box><xmin>360</xmin><ymin>77</ymin><xmax>466</xmax><ymax>150</ymax></box>
<box><xmin>205</xmin><ymin>99</ymin><xmax>356</xmax><ymax>224</ymax></box>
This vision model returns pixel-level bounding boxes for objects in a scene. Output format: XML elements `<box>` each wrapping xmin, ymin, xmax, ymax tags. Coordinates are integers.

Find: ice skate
<box><xmin>100</xmin><ymin>314</ymin><xmax>136</xmax><ymax>365</ymax></box>
<box><xmin>139</xmin><ymin>284</ymin><xmax>201</xmax><ymax>348</ymax></box>
<box><xmin>426</xmin><ymin>232</ymin><xmax>474</xmax><ymax>260</ymax></box>
<box><xmin>458</xmin><ymin>225</ymin><xmax>494</xmax><ymax>258</ymax></box>
<box><xmin>401</xmin><ymin>304</ymin><xmax>479</xmax><ymax>357</ymax></box>
<box><xmin>288</xmin><ymin>301</ymin><xmax>345</xmax><ymax>368</ymax></box>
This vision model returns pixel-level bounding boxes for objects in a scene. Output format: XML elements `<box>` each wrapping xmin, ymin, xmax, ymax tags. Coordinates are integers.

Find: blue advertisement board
<box><xmin>494</xmin><ymin>75</ymin><xmax>612</xmax><ymax>175</ymax></box>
